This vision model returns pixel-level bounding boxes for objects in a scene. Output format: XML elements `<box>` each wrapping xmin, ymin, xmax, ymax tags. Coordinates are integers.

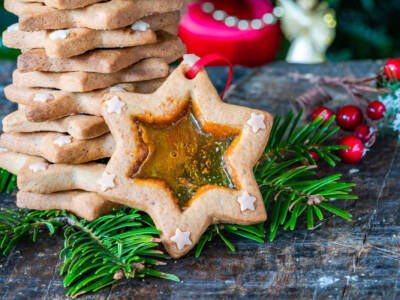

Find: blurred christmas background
<box><xmin>0</xmin><ymin>0</ymin><xmax>399</xmax><ymax>64</ymax></box>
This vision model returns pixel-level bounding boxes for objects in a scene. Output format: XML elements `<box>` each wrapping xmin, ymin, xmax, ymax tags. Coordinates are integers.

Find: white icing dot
<box><xmin>29</xmin><ymin>162</ymin><xmax>49</xmax><ymax>173</ymax></box>
<box><xmin>33</xmin><ymin>93</ymin><xmax>54</xmax><ymax>103</ymax></box>
<box><xmin>54</xmin><ymin>135</ymin><xmax>72</xmax><ymax>147</ymax></box>
<box><xmin>0</xmin><ymin>148</ymin><xmax>8</xmax><ymax>152</ymax></box>
<box><xmin>49</xmin><ymin>29</ymin><xmax>71</xmax><ymax>40</ymax></box>
<box><xmin>237</xmin><ymin>191</ymin><xmax>256</xmax><ymax>212</ymax></box>
<box><xmin>247</xmin><ymin>112</ymin><xmax>266</xmax><ymax>133</ymax></box>
<box><xmin>109</xmin><ymin>86</ymin><xmax>126</xmax><ymax>92</ymax></box>
<box><xmin>105</xmin><ymin>96</ymin><xmax>126</xmax><ymax>114</ymax></box>
<box><xmin>97</xmin><ymin>172</ymin><xmax>116</xmax><ymax>192</ymax></box>
<box><xmin>170</xmin><ymin>228</ymin><xmax>192</xmax><ymax>250</ymax></box>
<box><xmin>182</xmin><ymin>54</ymin><xmax>200</xmax><ymax>67</ymax></box>
<box><xmin>131</xmin><ymin>20</ymin><xmax>150</xmax><ymax>32</ymax></box>
<box><xmin>7</xmin><ymin>23</ymin><xmax>19</xmax><ymax>32</ymax></box>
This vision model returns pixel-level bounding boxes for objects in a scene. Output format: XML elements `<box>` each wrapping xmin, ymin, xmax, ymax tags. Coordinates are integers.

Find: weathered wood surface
<box><xmin>0</xmin><ymin>60</ymin><xmax>399</xmax><ymax>299</ymax></box>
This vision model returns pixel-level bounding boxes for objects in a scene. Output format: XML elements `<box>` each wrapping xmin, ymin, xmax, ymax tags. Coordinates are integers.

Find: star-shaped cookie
<box><xmin>15</xmin><ymin>62</ymin><xmax>273</xmax><ymax>258</ymax></box>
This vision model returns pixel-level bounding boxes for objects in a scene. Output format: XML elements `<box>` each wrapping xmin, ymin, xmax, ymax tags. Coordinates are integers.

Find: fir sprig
<box><xmin>263</xmin><ymin>110</ymin><xmax>345</xmax><ymax>166</ymax></box>
<box><xmin>0</xmin><ymin>209</ymin><xmax>64</xmax><ymax>255</ymax></box>
<box><xmin>195</xmin><ymin>110</ymin><xmax>355</xmax><ymax>255</ymax></box>
<box><xmin>0</xmin><ymin>169</ymin><xmax>17</xmax><ymax>193</ymax></box>
<box><xmin>0</xmin><ymin>208</ymin><xmax>179</xmax><ymax>297</ymax></box>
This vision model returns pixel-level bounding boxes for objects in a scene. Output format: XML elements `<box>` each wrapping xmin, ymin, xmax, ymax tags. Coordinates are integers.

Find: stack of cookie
<box><xmin>0</xmin><ymin>0</ymin><xmax>186</xmax><ymax>220</ymax></box>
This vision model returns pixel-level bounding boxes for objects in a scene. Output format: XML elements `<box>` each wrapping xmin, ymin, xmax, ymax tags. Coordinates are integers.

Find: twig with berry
<box><xmin>289</xmin><ymin>59</ymin><xmax>400</xmax><ymax>165</ymax></box>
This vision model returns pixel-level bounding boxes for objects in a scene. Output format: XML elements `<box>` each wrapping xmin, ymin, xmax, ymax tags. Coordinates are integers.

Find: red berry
<box><xmin>309</xmin><ymin>151</ymin><xmax>319</xmax><ymax>161</ymax></box>
<box><xmin>366</xmin><ymin>101</ymin><xmax>386</xmax><ymax>120</ymax></box>
<box><xmin>336</xmin><ymin>105</ymin><xmax>363</xmax><ymax>131</ymax></box>
<box><xmin>354</xmin><ymin>125</ymin><xmax>372</xmax><ymax>142</ymax></box>
<box><xmin>337</xmin><ymin>135</ymin><xmax>364</xmax><ymax>164</ymax></box>
<box><xmin>311</xmin><ymin>107</ymin><xmax>333</xmax><ymax>125</ymax></box>
<box><xmin>383</xmin><ymin>58</ymin><xmax>400</xmax><ymax>81</ymax></box>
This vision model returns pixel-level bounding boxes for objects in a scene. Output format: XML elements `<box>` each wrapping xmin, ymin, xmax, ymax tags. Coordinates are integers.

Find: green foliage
<box><xmin>0</xmin><ymin>208</ymin><xmax>179</xmax><ymax>297</ymax></box>
<box><xmin>264</xmin><ymin>110</ymin><xmax>345</xmax><ymax>166</ymax></box>
<box><xmin>0</xmin><ymin>110</ymin><xmax>356</xmax><ymax>296</ymax></box>
<box><xmin>325</xmin><ymin>0</ymin><xmax>400</xmax><ymax>60</ymax></box>
<box><xmin>0</xmin><ymin>209</ymin><xmax>64</xmax><ymax>255</ymax></box>
<box><xmin>195</xmin><ymin>110</ymin><xmax>355</xmax><ymax>255</ymax></box>
<box><xmin>0</xmin><ymin>169</ymin><xmax>17</xmax><ymax>193</ymax></box>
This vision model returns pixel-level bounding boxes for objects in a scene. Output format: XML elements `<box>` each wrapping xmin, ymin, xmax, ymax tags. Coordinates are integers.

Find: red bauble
<box><xmin>337</xmin><ymin>135</ymin><xmax>364</xmax><ymax>164</ymax></box>
<box><xmin>354</xmin><ymin>125</ymin><xmax>372</xmax><ymax>142</ymax></box>
<box><xmin>336</xmin><ymin>105</ymin><xmax>363</xmax><ymax>131</ymax></box>
<box><xmin>383</xmin><ymin>58</ymin><xmax>400</xmax><ymax>81</ymax></box>
<box><xmin>179</xmin><ymin>0</ymin><xmax>281</xmax><ymax>67</ymax></box>
<box><xmin>311</xmin><ymin>106</ymin><xmax>333</xmax><ymax>124</ymax></box>
<box><xmin>366</xmin><ymin>101</ymin><xmax>386</xmax><ymax>120</ymax></box>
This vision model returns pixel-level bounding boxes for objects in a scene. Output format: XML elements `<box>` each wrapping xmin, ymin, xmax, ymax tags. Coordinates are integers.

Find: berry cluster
<box><xmin>308</xmin><ymin>59</ymin><xmax>399</xmax><ymax>164</ymax></box>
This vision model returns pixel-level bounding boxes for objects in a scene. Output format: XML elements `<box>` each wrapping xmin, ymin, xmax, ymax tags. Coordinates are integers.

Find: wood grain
<box><xmin>0</xmin><ymin>60</ymin><xmax>399</xmax><ymax>299</ymax></box>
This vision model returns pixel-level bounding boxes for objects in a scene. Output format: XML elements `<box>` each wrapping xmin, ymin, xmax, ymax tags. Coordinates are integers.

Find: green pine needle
<box><xmin>60</xmin><ymin>208</ymin><xmax>178</xmax><ymax>298</ymax></box>
<box><xmin>195</xmin><ymin>110</ymin><xmax>355</xmax><ymax>255</ymax></box>
<box><xmin>0</xmin><ymin>169</ymin><xmax>17</xmax><ymax>193</ymax></box>
<box><xmin>0</xmin><ymin>208</ymin><xmax>178</xmax><ymax>297</ymax></box>
<box><xmin>0</xmin><ymin>110</ymin><xmax>356</xmax><ymax>295</ymax></box>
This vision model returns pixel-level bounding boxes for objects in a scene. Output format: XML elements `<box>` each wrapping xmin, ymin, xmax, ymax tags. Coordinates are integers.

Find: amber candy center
<box><xmin>136</xmin><ymin>112</ymin><xmax>236</xmax><ymax>207</ymax></box>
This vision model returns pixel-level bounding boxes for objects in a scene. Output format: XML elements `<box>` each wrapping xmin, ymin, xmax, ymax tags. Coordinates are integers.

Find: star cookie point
<box><xmin>182</xmin><ymin>54</ymin><xmax>200</xmax><ymax>67</ymax></box>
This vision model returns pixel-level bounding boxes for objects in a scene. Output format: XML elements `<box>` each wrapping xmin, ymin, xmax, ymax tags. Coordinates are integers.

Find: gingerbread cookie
<box><xmin>0</xmin><ymin>150</ymin><xmax>116</xmax><ymax>220</ymax></box>
<box><xmin>13</xmin><ymin>58</ymin><xmax>169</xmax><ymax>92</ymax></box>
<box><xmin>0</xmin><ymin>132</ymin><xmax>114</xmax><ymax>164</ymax></box>
<box><xmin>3</xmin><ymin>12</ymin><xmax>180</xmax><ymax>58</ymax></box>
<box><xmin>3</xmin><ymin>110</ymin><xmax>109</xmax><ymax>140</ymax></box>
<box><xmin>5</xmin><ymin>0</ymin><xmax>183</xmax><ymax>31</ymax></box>
<box><xmin>4</xmin><ymin>84</ymin><xmax>135</xmax><ymax>122</ymax></box>
<box><xmin>17</xmin><ymin>191</ymin><xmax>117</xmax><ymax>221</ymax></box>
<box><xmin>9</xmin><ymin>62</ymin><xmax>273</xmax><ymax>258</ymax></box>
<box><xmin>21</xmin><ymin>0</ymin><xmax>105</xmax><ymax>10</ymax></box>
<box><xmin>18</xmin><ymin>33</ymin><xmax>185</xmax><ymax>73</ymax></box>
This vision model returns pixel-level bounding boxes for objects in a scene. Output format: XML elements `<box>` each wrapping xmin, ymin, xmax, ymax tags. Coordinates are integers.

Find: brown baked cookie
<box><xmin>13</xmin><ymin>58</ymin><xmax>169</xmax><ymax>92</ymax></box>
<box><xmin>3</xmin><ymin>11</ymin><xmax>180</xmax><ymax>58</ymax></box>
<box><xmin>4</xmin><ymin>84</ymin><xmax>134</xmax><ymax>122</ymax></box>
<box><xmin>0</xmin><ymin>132</ymin><xmax>115</xmax><ymax>164</ymax></box>
<box><xmin>5</xmin><ymin>0</ymin><xmax>184</xmax><ymax>31</ymax></box>
<box><xmin>17</xmin><ymin>191</ymin><xmax>118</xmax><ymax>221</ymax></box>
<box><xmin>18</xmin><ymin>33</ymin><xmax>186</xmax><ymax>73</ymax></box>
<box><xmin>3</xmin><ymin>110</ymin><xmax>109</xmax><ymax>140</ymax></box>
<box><xmin>21</xmin><ymin>0</ymin><xmax>105</xmax><ymax>10</ymax></box>
<box><xmin>9</xmin><ymin>62</ymin><xmax>273</xmax><ymax>258</ymax></box>
<box><xmin>4</xmin><ymin>81</ymin><xmax>164</xmax><ymax>122</ymax></box>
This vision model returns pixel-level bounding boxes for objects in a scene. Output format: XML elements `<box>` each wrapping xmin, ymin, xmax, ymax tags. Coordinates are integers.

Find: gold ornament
<box><xmin>277</xmin><ymin>0</ymin><xmax>336</xmax><ymax>63</ymax></box>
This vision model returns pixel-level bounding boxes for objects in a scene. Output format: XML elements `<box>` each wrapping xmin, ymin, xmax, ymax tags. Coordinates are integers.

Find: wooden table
<box><xmin>0</xmin><ymin>60</ymin><xmax>399</xmax><ymax>299</ymax></box>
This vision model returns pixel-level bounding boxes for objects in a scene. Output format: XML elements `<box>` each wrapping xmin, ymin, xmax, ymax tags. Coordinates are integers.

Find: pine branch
<box><xmin>263</xmin><ymin>110</ymin><xmax>345</xmax><ymax>166</ymax></box>
<box><xmin>0</xmin><ymin>208</ymin><xmax>179</xmax><ymax>297</ymax></box>
<box><xmin>195</xmin><ymin>110</ymin><xmax>355</xmax><ymax>255</ymax></box>
<box><xmin>0</xmin><ymin>169</ymin><xmax>17</xmax><ymax>193</ymax></box>
<box><xmin>0</xmin><ymin>209</ymin><xmax>64</xmax><ymax>255</ymax></box>
<box><xmin>60</xmin><ymin>208</ymin><xmax>178</xmax><ymax>297</ymax></box>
